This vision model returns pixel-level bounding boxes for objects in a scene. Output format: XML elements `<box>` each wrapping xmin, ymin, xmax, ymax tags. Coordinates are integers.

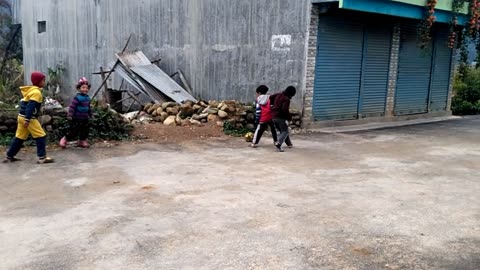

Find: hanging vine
<box><xmin>417</xmin><ymin>0</ymin><xmax>437</xmax><ymax>49</ymax></box>
<box><xmin>449</xmin><ymin>0</ymin><xmax>465</xmax><ymax>48</ymax></box>
<box><xmin>458</xmin><ymin>29</ymin><xmax>469</xmax><ymax>79</ymax></box>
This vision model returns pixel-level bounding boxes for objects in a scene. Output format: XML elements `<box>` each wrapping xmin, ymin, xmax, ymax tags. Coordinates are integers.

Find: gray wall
<box><xmin>16</xmin><ymin>0</ymin><xmax>310</xmax><ymax>108</ymax></box>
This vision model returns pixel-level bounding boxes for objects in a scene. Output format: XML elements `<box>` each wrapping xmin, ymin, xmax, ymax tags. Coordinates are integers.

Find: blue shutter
<box><xmin>395</xmin><ymin>23</ymin><xmax>432</xmax><ymax>115</ymax></box>
<box><xmin>360</xmin><ymin>25</ymin><xmax>392</xmax><ymax>117</ymax></box>
<box><xmin>430</xmin><ymin>27</ymin><xmax>452</xmax><ymax>112</ymax></box>
<box><xmin>313</xmin><ymin>16</ymin><xmax>363</xmax><ymax>121</ymax></box>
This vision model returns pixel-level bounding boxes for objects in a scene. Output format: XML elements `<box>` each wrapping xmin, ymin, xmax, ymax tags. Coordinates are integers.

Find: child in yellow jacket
<box><xmin>3</xmin><ymin>71</ymin><xmax>54</xmax><ymax>164</ymax></box>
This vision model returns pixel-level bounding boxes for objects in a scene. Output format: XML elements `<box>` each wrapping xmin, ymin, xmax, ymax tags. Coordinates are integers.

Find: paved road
<box><xmin>1</xmin><ymin>116</ymin><xmax>479</xmax><ymax>270</ymax></box>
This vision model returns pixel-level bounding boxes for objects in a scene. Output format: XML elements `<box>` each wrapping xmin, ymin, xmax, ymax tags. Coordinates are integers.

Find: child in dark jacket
<box><xmin>271</xmin><ymin>86</ymin><xmax>296</xmax><ymax>152</ymax></box>
<box><xmin>251</xmin><ymin>85</ymin><xmax>277</xmax><ymax>148</ymax></box>
<box><xmin>3</xmin><ymin>71</ymin><xmax>54</xmax><ymax>164</ymax></box>
<box><xmin>59</xmin><ymin>77</ymin><xmax>92</xmax><ymax>148</ymax></box>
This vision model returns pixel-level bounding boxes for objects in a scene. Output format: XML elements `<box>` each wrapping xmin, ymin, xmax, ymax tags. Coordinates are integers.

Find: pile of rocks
<box><xmin>127</xmin><ymin>100</ymin><xmax>303</xmax><ymax>130</ymax></box>
<box><xmin>0</xmin><ymin>108</ymin><xmax>66</xmax><ymax>134</ymax></box>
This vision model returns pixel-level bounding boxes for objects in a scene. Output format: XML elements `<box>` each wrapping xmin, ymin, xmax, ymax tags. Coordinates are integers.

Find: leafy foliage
<box><xmin>223</xmin><ymin>121</ymin><xmax>250</xmax><ymax>137</ymax></box>
<box><xmin>452</xmin><ymin>67</ymin><xmax>480</xmax><ymax>115</ymax></box>
<box><xmin>49</xmin><ymin>107</ymin><xmax>133</xmax><ymax>142</ymax></box>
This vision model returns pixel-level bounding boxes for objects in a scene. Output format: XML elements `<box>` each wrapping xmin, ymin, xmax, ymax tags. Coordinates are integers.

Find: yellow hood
<box><xmin>19</xmin><ymin>86</ymin><xmax>43</xmax><ymax>103</ymax></box>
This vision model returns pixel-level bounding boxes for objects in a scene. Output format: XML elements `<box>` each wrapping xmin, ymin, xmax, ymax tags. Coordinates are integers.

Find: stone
<box><xmin>4</xmin><ymin>119</ymin><xmax>16</xmax><ymax>127</ymax></box>
<box><xmin>153</xmin><ymin>116</ymin><xmax>163</xmax><ymax>122</ymax></box>
<box><xmin>295</xmin><ymin>121</ymin><xmax>301</xmax><ymax>126</ymax></box>
<box><xmin>152</xmin><ymin>104</ymin><xmax>161</xmax><ymax>111</ymax></box>
<box><xmin>139</xmin><ymin>115</ymin><xmax>153</xmax><ymax>123</ymax></box>
<box><xmin>207</xmin><ymin>114</ymin><xmax>219</xmax><ymax>123</ymax></box>
<box><xmin>199</xmin><ymin>101</ymin><xmax>209</xmax><ymax>107</ymax></box>
<box><xmin>246</xmin><ymin>124</ymin><xmax>255</xmax><ymax>130</ymax></box>
<box><xmin>147</xmin><ymin>106</ymin><xmax>157</xmax><ymax>114</ymax></box>
<box><xmin>39</xmin><ymin>115</ymin><xmax>52</xmax><ymax>125</ymax></box>
<box><xmin>176</xmin><ymin>113</ymin><xmax>182</xmax><ymax>124</ymax></box>
<box><xmin>163</xmin><ymin>116</ymin><xmax>177</xmax><ymax>126</ymax></box>
<box><xmin>152</xmin><ymin>110</ymin><xmax>158</xmax><ymax>117</ymax></box>
<box><xmin>45</xmin><ymin>125</ymin><xmax>53</xmax><ymax>132</ymax></box>
<box><xmin>193</xmin><ymin>104</ymin><xmax>202</xmax><ymax>110</ymax></box>
<box><xmin>203</xmin><ymin>108</ymin><xmax>218</xmax><ymax>114</ymax></box>
<box><xmin>144</xmin><ymin>103</ymin><xmax>153</xmax><ymax>112</ymax></box>
<box><xmin>201</xmin><ymin>119</ymin><xmax>207</xmax><ymax>123</ymax></box>
<box><xmin>226</xmin><ymin>105</ymin><xmax>236</xmax><ymax>113</ymax></box>
<box><xmin>217</xmin><ymin>102</ymin><xmax>225</xmax><ymax>109</ymax></box>
<box><xmin>194</xmin><ymin>107</ymin><xmax>203</xmax><ymax>114</ymax></box>
<box><xmin>190</xmin><ymin>119</ymin><xmax>202</xmax><ymax>126</ymax></box>
<box><xmin>244</xmin><ymin>105</ymin><xmax>255</xmax><ymax>113</ymax></box>
<box><xmin>236</xmin><ymin>123</ymin><xmax>244</xmax><ymax>129</ymax></box>
<box><xmin>162</xmin><ymin>102</ymin><xmax>177</xmax><ymax>109</ymax></box>
<box><xmin>198</xmin><ymin>113</ymin><xmax>209</xmax><ymax>119</ymax></box>
<box><xmin>247</xmin><ymin>113</ymin><xmax>255</xmax><ymax>122</ymax></box>
<box><xmin>220</xmin><ymin>104</ymin><xmax>229</xmax><ymax>111</ymax></box>
<box><xmin>209</xmin><ymin>100</ymin><xmax>220</xmax><ymax>108</ymax></box>
<box><xmin>292</xmin><ymin>115</ymin><xmax>301</xmax><ymax>120</ymax></box>
<box><xmin>159</xmin><ymin>112</ymin><xmax>169</xmax><ymax>123</ymax></box>
<box><xmin>235</xmin><ymin>110</ymin><xmax>247</xmax><ymax>116</ymax></box>
<box><xmin>218</xmin><ymin>110</ymin><xmax>228</xmax><ymax>119</ymax></box>
<box><xmin>193</xmin><ymin>113</ymin><xmax>208</xmax><ymax>120</ymax></box>
<box><xmin>216</xmin><ymin>121</ymin><xmax>225</xmax><ymax>127</ymax></box>
<box><xmin>290</xmin><ymin>109</ymin><xmax>301</xmax><ymax>115</ymax></box>
<box><xmin>166</xmin><ymin>107</ymin><xmax>179</xmax><ymax>115</ymax></box>
<box><xmin>180</xmin><ymin>104</ymin><xmax>195</xmax><ymax>118</ymax></box>
<box><xmin>0</xmin><ymin>126</ymin><xmax>8</xmax><ymax>132</ymax></box>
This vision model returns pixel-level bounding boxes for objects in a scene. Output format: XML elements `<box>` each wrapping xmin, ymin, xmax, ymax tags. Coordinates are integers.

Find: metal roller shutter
<box><xmin>312</xmin><ymin>16</ymin><xmax>364</xmax><ymax>121</ymax></box>
<box><xmin>395</xmin><ymin>23</ymin><xmax>433</xmax><ymax>115</ymax></box>
<box><xmin>360</xmin><ymin>24</ymin><xmax>392</xmax><ymax>117</ymax></box>
<box><xmin>430</xmin><ymin>27</ymin><xmax>453</xmax><ymax>112</ymax></box>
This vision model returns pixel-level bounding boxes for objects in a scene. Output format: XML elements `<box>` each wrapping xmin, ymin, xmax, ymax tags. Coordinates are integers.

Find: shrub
<box><xmin>452</xmin><ymin>68</ymin><xmax>480</xmax><ymax>115</ymax></box>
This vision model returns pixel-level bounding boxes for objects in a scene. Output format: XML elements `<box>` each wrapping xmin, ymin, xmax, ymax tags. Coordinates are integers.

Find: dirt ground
<box><xmin>0</xmin><ymin>117</ymin><xmax>479</xmax><ymax>270</ymax></box>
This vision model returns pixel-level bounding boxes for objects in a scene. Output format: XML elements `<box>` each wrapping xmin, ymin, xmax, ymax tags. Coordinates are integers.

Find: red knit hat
<box><xmin>31</xmin><ymin>71</ymin><xmax>46</xmax><ymax>87</ymax></box>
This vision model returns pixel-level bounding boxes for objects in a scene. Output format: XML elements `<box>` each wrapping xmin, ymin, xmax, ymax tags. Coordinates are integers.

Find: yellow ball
<box><xmin>245</xmin><ymin>132</ymin><xmax>254</xmax><ymax>142</ymax></box>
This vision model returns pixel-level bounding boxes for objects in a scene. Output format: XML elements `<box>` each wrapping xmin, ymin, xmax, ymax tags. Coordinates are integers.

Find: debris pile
<box><xmin>123</xmin><ymin>100</ymin><xmax>303</xmax><ymax>130</ymax></box>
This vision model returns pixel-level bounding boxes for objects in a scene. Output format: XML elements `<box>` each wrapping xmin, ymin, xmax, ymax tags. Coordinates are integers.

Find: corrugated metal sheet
<box><xmin>360</xmin><ymin>24</ymin><xmax>391</xmax><ymax>117</ymax></box>
<box><xmin>131</xmin><ymin>64</ymin><xmax>197</xmax><ymax>103</ymax></box>
<box><xmin>116</xmin><ymin>52</ymin><xmax>151</xmax><ymax>68</ymax></box>
<box><xmin>117</xmin><ymin>51</ymin><xmax>197</xmax><ymax>103</ymax></box>
<box><xmin>394</xmin><ymin>22</ymin><xmax>432</xmax><ymax>115</ymax></box>
<box><xmin>429</xmin><ymin>27</ymin><xmax>452</xmax><ymax>112</ymax></box>
<box><xmin>312</xmin><ymin>16</ymin><xmax>363</xmax><ymax>121</ymax></box>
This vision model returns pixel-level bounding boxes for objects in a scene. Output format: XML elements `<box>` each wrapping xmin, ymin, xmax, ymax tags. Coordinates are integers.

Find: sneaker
<box><xmin>59</xmin><ymin>137</ymin><xmax>68</xmax><ymax>148</ymax></box>
<box><xmin>250</xmin><ymin>144</ymin><xmax>258</xmax><ymax>148</ymax></box>
<box><xmin>275</xmin><ymin>144</ymin><xmax>284</xmax><ymax>152</ymax></box>
<box><xmin>78</xmin><ymin>140</ymin><xmax>90</xmax><ymax>148</ymax></box>
<box><xmin>287</xmin><ymin>144</ymin><xmax>293</xmax><ymax>148</ymax></box>
<box><xmin>37</xmin><ymin>157</ymin><xmax>55</xmax><ymax>164</ymax></box>
<box><xmin>3</xmin><ymin>157</ymin><xmax>21</xmax><ymax>163</ymax></box>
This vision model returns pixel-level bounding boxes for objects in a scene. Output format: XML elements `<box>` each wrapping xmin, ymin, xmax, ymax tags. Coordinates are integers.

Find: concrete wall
<box><xmin>17</xmin><ymin>0</ymin><xmax>310</xmax><ymax>109</ymax></box>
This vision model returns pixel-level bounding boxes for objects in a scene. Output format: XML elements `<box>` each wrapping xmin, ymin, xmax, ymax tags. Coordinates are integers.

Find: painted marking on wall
<box><xmin>271</xmin><ymin>35</ymin><xmax>292</xmax><ymax>52</ymax></box>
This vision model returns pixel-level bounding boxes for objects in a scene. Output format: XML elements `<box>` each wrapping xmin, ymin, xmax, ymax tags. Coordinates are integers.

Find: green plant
<box><xmin>0</xmin><ymin>132</ymin><xmax>14</xmax><ymax>146</ymax></box>
<box><xmin>452</xmin><ymin>67</ymin><xmax>480</xmax><ymax>115</ymax></box>
<box><xmin>223</xmin><ymin>121</ymin><xmax>250</xmax><ymax>137</ymax></box>
<box><xmin>45</xmin><ymin>64</ymin><xmax>66</xmax><ymax>104</ymax></box>
<box><xmin>49</xmin><ymin>107</ymin><xmax>131</xmax><ymax>142</ymax></box>
<box><xmin>0</xmin><ymin>58</ymin><xmax>23</xmax><ymax>104</ymax></box>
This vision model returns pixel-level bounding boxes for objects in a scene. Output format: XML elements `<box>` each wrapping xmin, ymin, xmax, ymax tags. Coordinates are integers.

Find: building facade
<box><xmin>14</xmin><ymin>0</ymin><xmax>464</xmax><ymax>126</ymax></box>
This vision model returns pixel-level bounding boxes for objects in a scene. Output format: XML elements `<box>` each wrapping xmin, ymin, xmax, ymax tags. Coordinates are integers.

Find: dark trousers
<box><xmin>7</xmin><ymin>136</ymin><xmax>47</xmax><ymax>159</ymax></box>
<box><xmin>273</xmin><ymin>119</ymin><xmax>292</xmax><ymax>147</ymax></box>
<box><xmin>66</xmin><ymin>119</ymin><xmax>90</xmax><ymax>141</ymax></box>
<box><xmin>253</xmin><ymin>121</ymin><xmax>278</xmax><ymax>145</ymax></box>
